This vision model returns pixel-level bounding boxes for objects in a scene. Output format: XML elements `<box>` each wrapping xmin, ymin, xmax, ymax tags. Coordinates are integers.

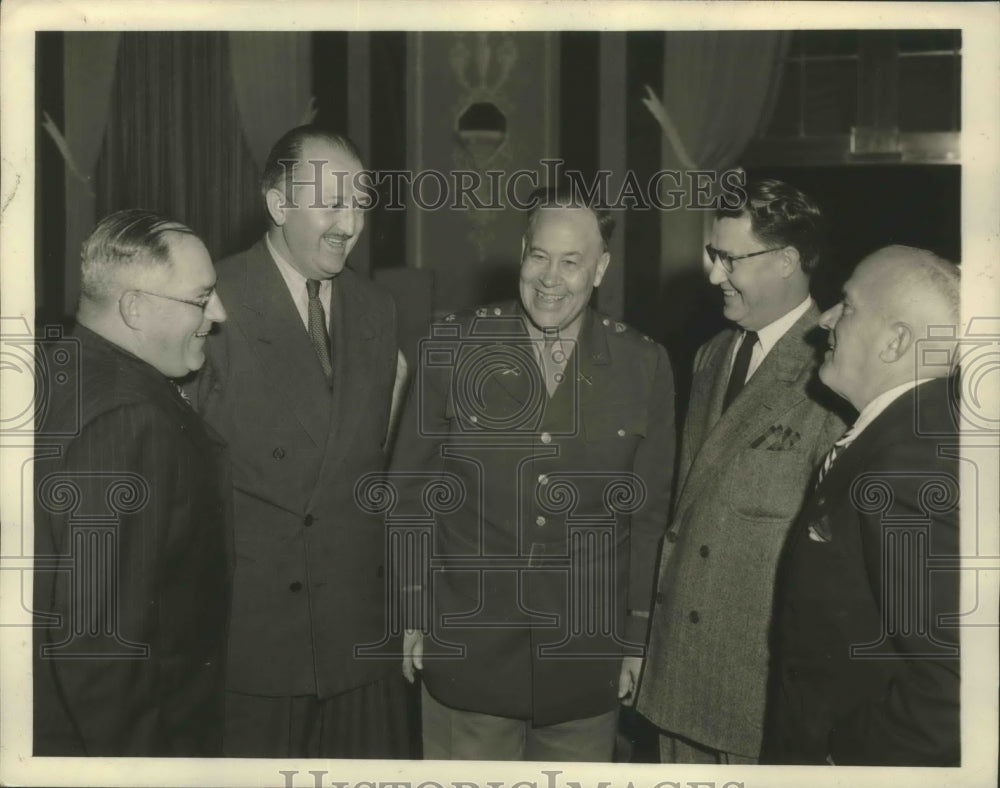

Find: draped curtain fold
<box><xmin>653</xmin><ymin>31</ymin><xmax>790</xmax><ymax>286</ymax></box>
<box><xmin>229</xmin><ymin>33</ymin><xmax>314</xmax><ymax>171</ymax></box>
<box><xmin>660</xmin><ymin>31</ymin><xmax>790</xmax><ymax>172</ymax></box>
<box><xmin>95</xmin><ymin>32</ymin><xmax>263</xmax><ymax>269</ymax></box>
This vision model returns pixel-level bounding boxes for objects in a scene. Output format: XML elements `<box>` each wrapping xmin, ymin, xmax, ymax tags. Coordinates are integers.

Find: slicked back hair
<box><xmin>717</xmin><ymin>178</ymin><xmax>827</xmax><ymax>275</ymax></box>
<box><xmin>79</xmin><ymin>209</ymin><xmax>195</xmax><ymax>305</ymax></box>
<box><xmin>260</xmin><ymin>125</ymin><xmax>363</xmax><ymax>208</ymax></box>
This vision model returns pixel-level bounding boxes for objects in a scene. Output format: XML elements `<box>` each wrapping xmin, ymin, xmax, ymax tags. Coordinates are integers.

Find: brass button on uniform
<box><xmin>537</xmin><ymin>474</ymin><xmax>549</xmax><ymax>485</ymax></box>
<box><xmin>535</xmin><ymin>515</ymin><xmax>546</xmax><ymax>527</ymax></box>
<box><xmin>617</xmin><ymin>428</ymin><xmax>626</xmax><ymax>437</ymax></box>
<box><xmin>540</xmin><ymin>432</ymin><xmax>552</xmax><ymax>444</ymax></box>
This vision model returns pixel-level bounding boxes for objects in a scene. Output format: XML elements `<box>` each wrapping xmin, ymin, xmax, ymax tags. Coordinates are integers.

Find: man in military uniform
<box><xmin>391</xmin><ymin>192</ymin><xmax>676</xmax><ymax>760</ymax></box>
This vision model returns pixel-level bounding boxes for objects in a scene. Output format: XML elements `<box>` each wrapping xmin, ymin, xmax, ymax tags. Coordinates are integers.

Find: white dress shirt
<box><xmin>266</xmin><ymin>234</ymin><xmax>333</xmax><ymax>330</ymax></box>
<box><xmin>730</xmin><ymin>296</ymin><xmax>813</xmax><ymax>383</ymax></box>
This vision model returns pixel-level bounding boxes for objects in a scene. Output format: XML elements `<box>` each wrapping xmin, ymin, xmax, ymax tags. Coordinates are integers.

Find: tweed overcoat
<box><xmin>637</xmin><ymin>304</ymin><xmax>847</xmax><ymax>757</ymax></box>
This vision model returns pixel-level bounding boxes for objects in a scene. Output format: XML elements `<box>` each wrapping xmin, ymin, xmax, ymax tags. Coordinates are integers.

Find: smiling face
<box><xmin>134</xmin><ymin>232</ymin><xmax>226</xmax><ymax>378</ymax></box>
<box><xmin>518</xmin><ymin>207</ymin><xmax>610</xmax><ymax>333</ymax></box>
<box><xmin>266</xmin><ymin>138</ymin><xmax>366</xmax><ymax>280</ymax></box>
<box><xmin>707</xmin><ymin>214</ymin><xmax>797</xmax><ymax>331</ymax></box>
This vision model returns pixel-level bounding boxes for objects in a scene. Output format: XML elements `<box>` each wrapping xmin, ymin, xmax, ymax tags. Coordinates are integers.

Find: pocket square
<box><xmin>749</xmin><ymin>424</ymin><xmax>802</xmax><ymax>451</ymax></box>
<box><xmin>807</xmin><ymin>515</ymin><xmax>832</xmax><ymax>543</ymax></box>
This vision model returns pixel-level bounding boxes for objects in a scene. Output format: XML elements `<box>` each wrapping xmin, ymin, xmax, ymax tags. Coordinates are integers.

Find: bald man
<box><xmin>762</xmin><ymin>246</ymin><xmax>962</xmax><ymax>766</ymax></box>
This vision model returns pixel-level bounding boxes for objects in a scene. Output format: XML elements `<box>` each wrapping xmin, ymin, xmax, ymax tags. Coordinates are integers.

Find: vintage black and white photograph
<box><xmin>1</xmin><ymin>2</ymin><xmax>997</xmax><ymax>787</ymax></box>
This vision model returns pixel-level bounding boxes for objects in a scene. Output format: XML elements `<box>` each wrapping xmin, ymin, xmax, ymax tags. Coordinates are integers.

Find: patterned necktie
<box><xmin>306</xmin><ymin>279</ymin><xmax>333</xmax><ymax>386</ymax></box>
<box><xmin>722</xmin><ymin>330</ymin><xmax>758</xmax><ymax>411</ymax></box>
<box><xmin>816</xmin><ymin>426</ymin><xmax>856</xmax><ymax>488</ymax></box>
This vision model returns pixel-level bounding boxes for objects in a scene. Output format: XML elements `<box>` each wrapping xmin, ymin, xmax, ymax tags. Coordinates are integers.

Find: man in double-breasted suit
<box><xmin>392</xmin><ymin>195</ymin><xmax>676</xmax><ymax>760</ymax></box>
<box><xmin>34</xmin><ymin>210</ymin><xmax>230</xmax><ymax>755</ymax></box>
<box><xmin>763</xmin><ymin>246</ymin><xmax>961</xmax><ymax>766</ymax></box>
<box><xmin>636</xmin><ymin>178</ymin><xmax>847</xmax><ymax>763</ymax></box>
<box><xmin>191</xmin><ymin>127</ymin><xmax>408</xmax><ymax>758</ymax></box>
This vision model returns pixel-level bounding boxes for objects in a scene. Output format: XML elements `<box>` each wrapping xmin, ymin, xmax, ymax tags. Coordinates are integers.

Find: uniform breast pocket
<box><xmin>728</xmin><ymin>448</ymin><xmax>813</xmax><ymax>522</ymax></box>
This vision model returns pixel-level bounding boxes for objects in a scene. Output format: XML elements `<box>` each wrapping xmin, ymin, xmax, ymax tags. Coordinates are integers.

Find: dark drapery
<box><xmin>95</xmin><ymin>32</ymin><xmax>263</xmax><ymax>262</ymax></box>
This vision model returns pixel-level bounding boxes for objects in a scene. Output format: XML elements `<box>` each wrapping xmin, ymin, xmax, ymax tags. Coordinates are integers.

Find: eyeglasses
<box><xmin>705</xmin><ymin>244</ymin><xmax>785</xmax><ymax>274</ymax></box>
<box><xmin>133</xmin><ymin>288</ymin><xmax>215</xmax><ymax>311</ymax></box>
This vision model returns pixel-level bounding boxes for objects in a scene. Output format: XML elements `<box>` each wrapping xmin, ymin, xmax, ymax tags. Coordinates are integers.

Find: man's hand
<box><xmin>402</xmin><ymin>629</ymin><xmax>424</xmax><ymax>683</ymax></box>
<box><xmin>618</xmin><ymin>656</ymin><xmax>643</xmax><ymax>704</ymax></box>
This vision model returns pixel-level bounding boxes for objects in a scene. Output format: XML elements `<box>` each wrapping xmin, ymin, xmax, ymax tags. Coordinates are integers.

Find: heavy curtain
<box><xmin>647</xmin><ymin>31</ymin><xmax>790</xmax><ymax>284</ymax></box>
<box><xmin>95</xmin><ymin>33</ymin><xmax>262</xmax><ymax>262</ymax></box>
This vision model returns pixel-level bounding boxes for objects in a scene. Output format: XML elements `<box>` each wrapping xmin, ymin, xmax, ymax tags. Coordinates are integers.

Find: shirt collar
<box><xmin>265</xmin><ymin>233</ymin><xmax>330</xmax><ymax>296</ymax></box>
<box><xmin>753</xmin><ymin>295</ymin><xmax>813</xmax><ymax>355</ymax></box>
<box><xmin>850</xmin><ymin>378</ymin><xmax>936</xmax><ymax>441</ymax></box>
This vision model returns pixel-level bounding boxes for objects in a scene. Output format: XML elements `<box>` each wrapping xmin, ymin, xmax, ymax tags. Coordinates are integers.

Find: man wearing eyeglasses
<box><xmin>636</xmin><ymin>178</ymin><xmax>848</xmax><ymax>764</ymax></box>
<box><xmin>33</xmin><ymin>209</ymin><xmax>231</xmax><ymax>755</ymax></box>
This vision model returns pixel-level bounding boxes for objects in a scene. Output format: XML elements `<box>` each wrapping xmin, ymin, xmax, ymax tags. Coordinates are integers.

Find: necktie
<box><xmin>722</xmin><ymin>330</ymin><xmax>758</xmax><ymax>411</ymax></box>
<box><xmin>306</xmin><ymin>279</ymin><xmax>333</xmax><ymax>386</ymax></box>
<box><xmin>815</xmin><ymin>426</ymin><xmax>856</xmax><ymax>487</ymax></box>
<box><xmin>540</xmin><ymin>331</ymin><xmax>565</xmax><ymax>397</ymax></box>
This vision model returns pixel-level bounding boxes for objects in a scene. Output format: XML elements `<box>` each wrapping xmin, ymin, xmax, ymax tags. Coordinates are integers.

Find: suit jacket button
<box><xmin>665</xmin><ymin>531</ymin><xmax>678</xmax><ymax>543</ymax></box>
<box><xmin>289</xmin><ymin>581</ymin><xmax>303</xmax><ymax>592</ymax></box>
<box><xmin>273</xmin><ymin>447</ymin><xmax>286</xmax><ymax>459</ymax></box>
<box><xmin>689</xmin><ymin>610</ymin><xmax>700</xmax><ymax>623</ymax></box>
<box><xmin>699</xmin><ymin>545</ymin><xmax>710</xmax><ymax>558</ymax></box>
<box><xmin>304</xmin><ymin>514</ymin><xmax>314</xmax><ymax>527</ymax></box>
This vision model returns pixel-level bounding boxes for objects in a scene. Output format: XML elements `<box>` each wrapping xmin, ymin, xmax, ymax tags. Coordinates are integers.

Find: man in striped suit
<box><xmin>33</xmin><ymin>210</ymin><xmax>231</xmax><ymax>755</ymax></box>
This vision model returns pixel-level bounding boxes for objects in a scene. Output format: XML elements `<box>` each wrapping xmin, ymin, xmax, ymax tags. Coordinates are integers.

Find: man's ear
<box><xmin>265</xmin><ymin>187</ymin><xmax>289</xmax><ymax>226</ymax></box>
<box><xmin>879</xmin><ymin>322</ymin><xmax>914</xmax><ymax>363</ymax></box>
<box><xmin>779</xmin><ymin>246</ymin><xmax>801</xmax><ymax>278</ymax></box>
<box><xmin>119</xmin><ymin>290</ymin><xmax>144</xmax><ymax>330</ymax></box>
<box><xmin>593</xmin><ymin>251</ymin><xmax>611</xmax><ymax>288</ymax></box>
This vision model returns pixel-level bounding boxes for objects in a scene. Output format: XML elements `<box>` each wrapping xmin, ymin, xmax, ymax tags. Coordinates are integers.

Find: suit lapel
<box><xmin>236</xmin><ymin>241</ymin><xmax>332</xmax><ymax>448</ymax></box>
<box><xmin>315</xmin><ymin>270</ymin><xmax>379</xmax><ymax>480</ymax></box>
<box><xmin>677</xmin><ymin>305</ymin><xmax>822</xmax><ymax>511</ymax></box>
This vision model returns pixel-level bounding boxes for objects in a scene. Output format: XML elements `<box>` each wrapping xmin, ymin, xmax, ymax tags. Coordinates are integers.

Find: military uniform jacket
<box><xmin>192</xmin><ymin>238</ymin><xmax>400</xmax><ymax>698</ymax></box>
<box><xmin>390</xmin><ymin>303</ymin><xmax>676</xmax><ymax>726</ymax></box>
<box><xmin>33</xmin><ymin>326</ymin><xmax>231</xmax><ymax>756</ymax></box>
<box><xmin>637</xmin><ymin>304</ymin><xmax>847</xmax><ymax>757</ymax></box>
<box><xmin>764</xmin><ymin>377</ymin><xmax>960</xmax><ymax>766</ymax></box>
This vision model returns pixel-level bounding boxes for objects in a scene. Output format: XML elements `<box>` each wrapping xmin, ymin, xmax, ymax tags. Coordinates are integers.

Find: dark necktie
<box><xmin>306</xmin><ymin>279</ymin><xmax>333</xmax><ymax>386</ymax></box>
<box><xmin>722</xmin><ymin>330</ymin><xmax>758</xmax><ymax>411</ymax></box>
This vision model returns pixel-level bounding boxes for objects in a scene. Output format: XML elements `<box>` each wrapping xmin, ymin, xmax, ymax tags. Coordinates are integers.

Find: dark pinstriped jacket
<box><xmin>33</xmin><ymin>326</ymin><xmax>231</xmax><ymax>755</ymax></box>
